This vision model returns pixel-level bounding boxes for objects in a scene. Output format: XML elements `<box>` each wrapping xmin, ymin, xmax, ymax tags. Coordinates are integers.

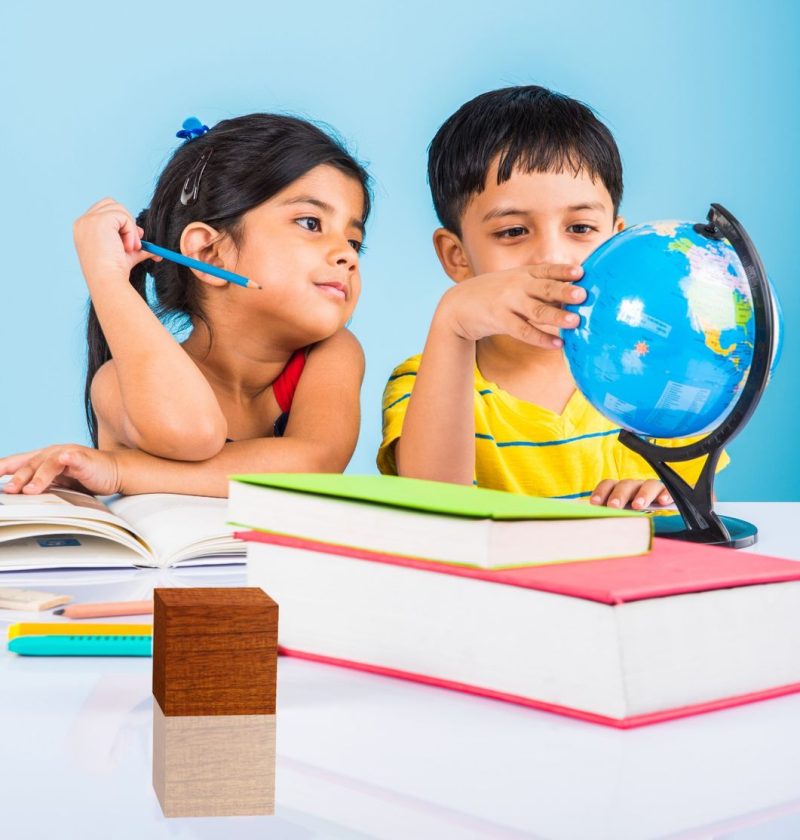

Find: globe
<box><xmin>562</xmin><ymin>220</ymin><xmax>782</xmax><ymax>439</ymax></box>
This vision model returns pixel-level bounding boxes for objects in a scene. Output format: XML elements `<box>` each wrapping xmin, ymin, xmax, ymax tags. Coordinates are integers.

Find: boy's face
<box><xmin>435</xmin><ymin>159</ymin><xmax>623</xmax><ymax>281</ymax></box>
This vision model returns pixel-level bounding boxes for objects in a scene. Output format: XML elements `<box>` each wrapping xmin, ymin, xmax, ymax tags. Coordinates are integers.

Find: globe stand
<box><xmin>618</xmin><ymin>204</ymin><xmax>775</xmax><ymax>549</ymax></box>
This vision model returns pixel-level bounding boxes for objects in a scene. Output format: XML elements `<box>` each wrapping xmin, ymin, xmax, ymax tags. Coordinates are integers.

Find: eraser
<box><xmin>0</xmin><ymin>588</ymin><xmax>72</xmax><ymax>612</ymax></box>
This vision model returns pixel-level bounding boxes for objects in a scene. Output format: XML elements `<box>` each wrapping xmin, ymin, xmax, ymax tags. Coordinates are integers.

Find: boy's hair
<box><xmin>84</xmin><ymin>114</ymin><xmax>371</xmax><ymax>446</ymax></box>
<box><xmin>427</xmin><ymin>85</ymin><xmax>623</xmax><ymax>235</ymax></box>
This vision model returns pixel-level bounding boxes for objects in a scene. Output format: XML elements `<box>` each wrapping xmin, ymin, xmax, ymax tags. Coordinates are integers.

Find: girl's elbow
<box><xmin>127</xmin><ymin>417</ymin><xmax>227</xmax><ymax>462</ymax></box>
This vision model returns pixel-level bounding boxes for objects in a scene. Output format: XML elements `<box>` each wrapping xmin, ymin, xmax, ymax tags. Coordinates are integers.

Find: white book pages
<box><xmin>228</xmin><ymin>481</ymin><xmax>651</xmax><ymax>569</ymax></box>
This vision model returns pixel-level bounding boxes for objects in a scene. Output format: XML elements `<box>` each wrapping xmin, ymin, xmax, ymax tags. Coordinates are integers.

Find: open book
<box><xmin>0</xmin><ymin>489</ymin><xmax>244</xmax><ymax>572</ymax></box>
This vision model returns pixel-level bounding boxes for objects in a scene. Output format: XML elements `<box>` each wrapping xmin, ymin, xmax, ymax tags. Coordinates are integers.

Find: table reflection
<box><xmin>152</xmin><ymin>705</ymin><xmax>275</xmax><ymax>818</ymax></box>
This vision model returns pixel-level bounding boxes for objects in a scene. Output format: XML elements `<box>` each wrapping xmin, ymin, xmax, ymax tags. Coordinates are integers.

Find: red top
<box><xmin>272</xmin><ymin>350</ymin><xmax>307</xmax><ymax>413</ymax></box>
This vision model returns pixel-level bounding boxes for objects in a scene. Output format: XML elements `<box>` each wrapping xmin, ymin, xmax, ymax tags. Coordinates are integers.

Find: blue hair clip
<box><xmin>176</xmin><ymin>116</ymin><xmax>210</xmax><ymax>142</ymax></box>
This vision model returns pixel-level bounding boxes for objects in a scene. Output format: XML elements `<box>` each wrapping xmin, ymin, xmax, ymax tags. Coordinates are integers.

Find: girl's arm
<box><xmin>77</xmin><ymin>200</ymin><xmax>227</xmax><ymax>460</ymax></box>
<box><xmin>111</xmin><ymin>328</ymin><xmax>364</xmax><ymax>496</ymax></box>
<box><xmin>0</xmin><ymin>330</ymin><xmax>363</xmax><ymax>498</ymax></box>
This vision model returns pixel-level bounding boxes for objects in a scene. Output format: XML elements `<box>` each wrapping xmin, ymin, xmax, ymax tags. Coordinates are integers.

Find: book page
<box><xmin>107</xmin><ymin>494</ymin><xmax>244</xmax><ymax>567</ymax></box>
<box><xmin>0</xmin><ymin>534</ymin><xmax>154</xmax><ymax>572</ymax></box>
<box><xmin>0</xmin><ymin>485</ymin><xmax>154</xmax><ymax>570</ymax></box>
<box><xmin>0</xmin><ymin>487</ymin><xmax>131</xmax><ymax>529</ymax></box>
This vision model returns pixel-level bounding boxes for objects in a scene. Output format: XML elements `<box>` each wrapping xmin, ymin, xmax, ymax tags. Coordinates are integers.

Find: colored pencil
<box><xmin>141</xmin><ymin>241</ymin><xmax>261</xmax><ymax>290</ymax></box>
<box><xmin>54</xmin><ymin>599</ymin><xmax>154</xmax><ymax>619</ymax></box>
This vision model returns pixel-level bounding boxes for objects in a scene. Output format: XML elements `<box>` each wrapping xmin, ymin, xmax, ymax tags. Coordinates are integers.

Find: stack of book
<box><xmin>228</xmin><ymin>473</ymin><xmax>800</xmax><ymax>728</ymax></box>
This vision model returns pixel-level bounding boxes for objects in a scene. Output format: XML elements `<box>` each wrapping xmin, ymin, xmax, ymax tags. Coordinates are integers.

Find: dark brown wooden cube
<box><xmin>153</xmin><ymin>588</ymin><xmax>278</xmax><ymax>716</ymax></box>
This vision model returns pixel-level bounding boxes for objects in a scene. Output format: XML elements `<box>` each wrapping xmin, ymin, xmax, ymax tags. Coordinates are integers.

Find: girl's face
<box><xmin>229</xmin><ymin>165</ymin><xmax>366</xmax><ymax>344</ymax></box>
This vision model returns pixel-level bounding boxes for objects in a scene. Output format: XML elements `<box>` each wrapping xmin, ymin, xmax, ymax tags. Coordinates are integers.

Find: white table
<box><xmin>1</xmin><ymin>502</ymin><xmax>799</xmax><ymax>840</ymax></box>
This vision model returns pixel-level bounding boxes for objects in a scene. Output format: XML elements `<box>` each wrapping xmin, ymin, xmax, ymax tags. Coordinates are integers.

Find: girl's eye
<box><xmin>297</xmin><ymin>216</ymin><xmax>321</xmax><ymax>232</ymax></box>
<box><xmin>567</xmin><ymin>224</ymin><xmax>598</xmax><ymax>235</ymax></box>
<box><xmin>348</xmin><ymin>240</ymin><xmax>365</xmax><ymax>254</ymax></box>
<box><xmin>496</xmin><ymin>226</ymin><xmax>527</xmax><ymax>239</ymax></box>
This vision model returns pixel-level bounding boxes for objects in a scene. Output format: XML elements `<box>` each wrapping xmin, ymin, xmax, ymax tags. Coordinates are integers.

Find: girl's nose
<box><xmin>330</xmin><ymin>237</ymin><xmax>358</xmax><ymax>271</ymax></box>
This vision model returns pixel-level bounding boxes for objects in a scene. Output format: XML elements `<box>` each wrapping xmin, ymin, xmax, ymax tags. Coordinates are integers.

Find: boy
<box><xmin>377</xmin><ymin>85</ymin><xmax>725</xmax><ymax>509</ymax></box>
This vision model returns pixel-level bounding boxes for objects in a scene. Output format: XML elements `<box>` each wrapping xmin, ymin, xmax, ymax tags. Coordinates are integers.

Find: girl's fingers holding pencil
<box><xmin>94</xmin><ymin>205</ymin><xmax>141</xmax><ymax>252</ymax></box>
<box><xmin>84</xmin><ymin>196</ymin><xmax>119</xmax><ymax>213</ymax></box>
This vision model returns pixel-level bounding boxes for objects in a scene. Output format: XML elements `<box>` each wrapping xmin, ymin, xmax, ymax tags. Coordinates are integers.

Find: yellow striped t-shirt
<box><xmin>377</xmin><ymin>353</ymin><xmax>728</xmax><ymax>499</ymax></box>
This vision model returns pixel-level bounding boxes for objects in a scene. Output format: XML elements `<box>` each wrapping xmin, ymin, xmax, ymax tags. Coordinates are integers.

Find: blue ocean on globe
<box><xmin>562</xmin><ymin>221</ymin><xmax>779</xmax><ymax>439</ymax></box>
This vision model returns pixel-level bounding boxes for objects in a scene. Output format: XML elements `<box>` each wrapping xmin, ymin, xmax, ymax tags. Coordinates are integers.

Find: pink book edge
<box><xmin>279</xmin><ymin>646</ymin><xmax>800</xmax><ymax>729</ymax></box>
<box><xmin>236</xmin><ymin>530</ymin><xmax>800</xmax><ymax>605</ymax></box>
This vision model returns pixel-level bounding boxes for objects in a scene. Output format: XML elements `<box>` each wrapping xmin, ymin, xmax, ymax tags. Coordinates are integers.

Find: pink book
<box><xmin>238</xmin><ymin>531</ymin><xmax>800</xmax><ymax>728</ymax></box>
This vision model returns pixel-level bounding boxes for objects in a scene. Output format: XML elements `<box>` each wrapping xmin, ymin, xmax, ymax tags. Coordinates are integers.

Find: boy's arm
<box><xmin>395</xmin><ymin>266</ymin><xmax>585</xmax><ymax>485</ymax></box>
<box><xmin>394</xmin><ymin>311</ymin><xmax>476</xmax><ymax>485</ymax></box>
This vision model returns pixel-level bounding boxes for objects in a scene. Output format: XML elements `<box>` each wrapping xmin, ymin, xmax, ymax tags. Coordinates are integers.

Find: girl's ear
<box><xmin>179</xmin><ymin>223</ymin><xmax>235</xmax><ymax>287</ymax></box>
<box><xmin>432</xmin><ymin>228</ymin><xmax>473</xmax><ymax>283</ymax></box>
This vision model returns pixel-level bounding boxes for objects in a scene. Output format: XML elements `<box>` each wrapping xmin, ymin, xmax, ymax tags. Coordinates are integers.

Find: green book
<box><xmin>228</xmin><ymin>474</ymin><xmax>652</xmax><ymax>570</ymax></box>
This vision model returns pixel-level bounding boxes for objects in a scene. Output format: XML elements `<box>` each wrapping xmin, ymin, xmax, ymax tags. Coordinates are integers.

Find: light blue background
<box><xmin>2</xmin><ymin>0</ymin><xmax>798</xmax><ymax>499</ymax></box>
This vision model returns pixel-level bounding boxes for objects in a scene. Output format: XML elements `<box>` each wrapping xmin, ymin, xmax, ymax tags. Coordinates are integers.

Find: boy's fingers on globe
<box><xmin>524</xmin><ymin>275</ymin><xmax>586</xmax><ymax>305</ymax></box>
<box><xmin>508</xmin><ymin>313</ymin><xmax>559</xmax><ymax>349</ymax></box>
<box><xmin>519</xmin><ymin>296</ymin><xmax>567</xmax><ymax>328</ymax></box>
<box><xmin>525</xmin><ymin>263</ymin><xmax>583</xmax><ymax>282</ymax></box>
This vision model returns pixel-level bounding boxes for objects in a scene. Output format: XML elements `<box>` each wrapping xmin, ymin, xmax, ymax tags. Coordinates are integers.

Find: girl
<box><xmin>0</xmin><ymin>114</ymin><xmax>371</xmax><ymax>497</ymax></box>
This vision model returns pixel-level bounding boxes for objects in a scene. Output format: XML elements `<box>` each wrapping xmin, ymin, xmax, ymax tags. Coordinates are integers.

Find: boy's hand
<box><xmin>437</xmin><ymin>264</ymin><xmax>586</xmax><ymax>348</ymax></box>
<box><xmin>590</xmin><ymin>479</ymin><xmax>673</xmax><ymax>510</ymax></box>
<box><xmin>0</xmin><ymin>445</ymin><xmax>122</xmax><ymax>497</ymax></box>
<box><xmin>73</xmin><ymin>198</ymin><xmax>161</xmax><ymax>286</ymax></box>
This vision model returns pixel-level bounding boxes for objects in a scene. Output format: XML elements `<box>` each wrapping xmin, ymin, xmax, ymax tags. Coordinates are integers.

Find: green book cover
<box><xmin>229</xmin><ymin>473</ymin><xmax>646</xmax><ymax>522</ymax></box>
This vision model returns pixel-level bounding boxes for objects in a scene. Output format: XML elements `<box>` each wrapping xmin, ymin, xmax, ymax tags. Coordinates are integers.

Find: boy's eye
<box><xmin>297</xmin><ymin>216</ymin><xmax>321</xmax><ymax>232</ymax></box>
<box><xmin>348</xmin><ymin>239</ymin><xmax>365</xmax><ymax>254</ymax></box>
<box><xmin>567</xmin><ymin>224</ymin><xmax>598</xmax><ymax>235</ymax></box>
<box><xmin>496</xmin><ymin>226</ymin><xmax>528</xmax><ymax>239</ymax></box>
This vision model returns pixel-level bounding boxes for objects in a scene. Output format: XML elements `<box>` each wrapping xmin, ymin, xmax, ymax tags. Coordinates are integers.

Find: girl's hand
<box><xmin>73</xmin><ymin>198</ymin><xmax>160</xmax><ymax>286</ymax></box>
<box><xmin>590</xmin><ymin>479</ymin><xmax>673</xmax><ymax>510</ymax></box>
<box><xmin>0</xmin><ymin>445</ymin><xmax>121</xmax><ymax>497</ymax></box>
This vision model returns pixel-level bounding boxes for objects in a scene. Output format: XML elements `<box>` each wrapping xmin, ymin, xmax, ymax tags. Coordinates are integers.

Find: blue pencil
<box><xmin>141</xmin><ymin>240</ymin><xmax>261</xmax><ymax>290</ymax></box>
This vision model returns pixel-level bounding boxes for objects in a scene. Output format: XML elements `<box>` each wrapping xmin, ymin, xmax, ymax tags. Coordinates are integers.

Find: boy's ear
<box><xmin>179</xmin><ymin>222</ymin><xmax>235</xmax><ymax>287</ymax></box>
<box><xmin>432</xmin><ymin>228</ymin><xmax>472</xmax><ymax>283</ymax></box>
<box><xmin>613</xmin><ymin>216</ymin><xmax>626</xmax><ymax>234</ymax></box>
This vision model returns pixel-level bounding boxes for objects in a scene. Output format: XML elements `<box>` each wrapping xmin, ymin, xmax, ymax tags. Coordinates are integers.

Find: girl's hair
<box><xmin>85</xmin><ymin>114</ymin><xmax>372</xmax><ymax>446</ymax></box>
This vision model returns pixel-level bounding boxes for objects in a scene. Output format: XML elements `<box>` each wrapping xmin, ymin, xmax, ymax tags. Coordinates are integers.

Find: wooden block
<box><xmin>153</xmin><ymin>588</ymin><xmax>277</xmax><ymax>716</ymax></box>
<box><xmin>153</xmin><ymin>704</ymin><xmax>275</xmax><ymax>817</ymax></box>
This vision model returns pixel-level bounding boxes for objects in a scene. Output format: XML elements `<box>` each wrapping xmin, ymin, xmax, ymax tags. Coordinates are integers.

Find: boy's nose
<box><xmin>529</xmin><ymin>236</ymin><xmax>568</xmax><ymax>266</ymax></box>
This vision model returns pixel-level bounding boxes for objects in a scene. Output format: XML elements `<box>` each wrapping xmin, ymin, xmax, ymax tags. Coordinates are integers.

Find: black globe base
<box><xmin>653</xmin><ymin>513</ymin><xmax>757</xmax><ymax>549</ymax></box>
